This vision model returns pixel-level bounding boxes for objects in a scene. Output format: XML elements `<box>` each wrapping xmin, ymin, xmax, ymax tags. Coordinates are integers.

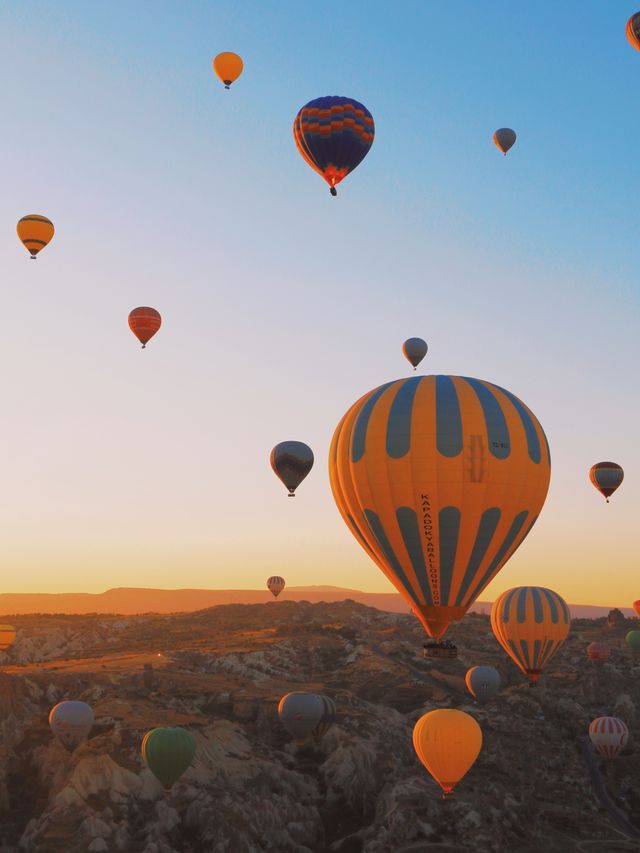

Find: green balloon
<box><xmin>142</xmin><ymin>727</ymin><xmax>196</xmax><ymax>789</ymax></box>
<box><xmin>625</xmin><ymin>630</ymin><xmax>640</xmax><ymax>652</ymax></box>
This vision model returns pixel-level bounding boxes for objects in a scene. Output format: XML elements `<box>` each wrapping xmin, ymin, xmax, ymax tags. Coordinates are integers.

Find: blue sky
<box><xmin>0</xmin><ymin>1</ymin><xmax>637</xmax><ymax>604</ymax></box>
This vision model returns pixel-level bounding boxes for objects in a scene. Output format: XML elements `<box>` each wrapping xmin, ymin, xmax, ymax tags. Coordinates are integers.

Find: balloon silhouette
<box><xmin>270</xmin><ymin>441</ymin><xmax>314</xmax><ymax>496</ymax></box>
<box><xmin>589</xmin><ymin>462</ymin><xmax>623</xmax><ymax>503</ymax></box>
<box><xmin>493</xmin><ymin>128</ymin><xmax>516</xmax><ymax>155</ymax></box>
<box><xmin>49</xmin><ymin>701</ymin><xmax>94</xmax><ymax>752</ymax></box>
<box><xmin>267</xmin><ymin>576</ymin><xmax>285</xmax><ymax>598</ymax></box>
<box><xmin>402</xmin><ymin>338</ymin><xmax>428</xmax><ymax>370</ymax></box>
<box><xmin>142</xmin><ymin>727</ymin><xmax>196</xmax><ymax>789</ymax></box>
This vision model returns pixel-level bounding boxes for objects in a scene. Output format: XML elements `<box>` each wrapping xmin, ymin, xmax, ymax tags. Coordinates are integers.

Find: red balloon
<box><xmin>586</xmin><ymin>641</ymin><xmax>610</xmax><ymax>663</ymax></box>
<box><xmin>128</xmin><ymin>307</ymin><xmax>161</xmax><ymax>349</ymax></box>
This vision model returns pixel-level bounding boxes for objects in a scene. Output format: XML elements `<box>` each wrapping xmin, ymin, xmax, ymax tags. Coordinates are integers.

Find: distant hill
<box><xmin>0</xmin><ymin>585</ymin><xmax>634</xmax><ymax>620</ymax></box>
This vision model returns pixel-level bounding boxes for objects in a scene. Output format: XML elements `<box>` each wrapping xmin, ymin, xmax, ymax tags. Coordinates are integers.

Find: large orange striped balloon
<box><xmin>491</xmin><ymin>586</ymin><xmax>570</xmax><ymax>683</ymax></box>
<box><xmin>589</xmin><ymin>717</ymin><xmax>629</xmax><ymax>760</ymax></box>
<box><xmin>128</xmin><ymin>307</ymin><xmax>161</xmax><ymax>349</ymax></box>
<box><xmin>589</xmin><ymin>462</ymin><xmax>623</xmax><ymax>503</ymax></box>
<box><xmin>413</xmin><ymin>709</ymin><xmax>482</xmax><ymax>796</ymax></box>
<box><xmin>17</xmin><ymin>214</ymin><xmax>54</xmax><ymax>258</ymax></box>
<box><xmin>626</xmin><ymin>13</ymin><xmax>640</xmax><ymax>51</ymax></box>
<box><xmin>329</xmin><ymin>375</ymin><xmax>551</xmax><ymax>638</ymax></box>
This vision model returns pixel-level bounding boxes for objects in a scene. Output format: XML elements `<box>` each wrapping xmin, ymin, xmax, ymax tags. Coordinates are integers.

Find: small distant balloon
<box><xmin>278</xmin><ymin>692</ymin><xmax>323</xmax><ymax>743</ymax></box>
<box><xmin>626</xmin><ymin>13</ymin><xmax>640</xmax><ymax>51</ymax></box>
<box><xmin>142</xmin><ymin>727</ymin><xmax>196</xmax><ymax>789</ymax></box>
<box><xmin>0</xmin><ymin>625</ymin><xmax>16</xmax><ymax>651</ymax></box>
<box><xmin>293</xmin><ymin>96</ymin><xmax>374</xmax><ymax>196</ymax></box>
<box><xmin>493</xmin><ymin>128</ymin><xmax>516</xmax><ymax>155</ymax></box>
<box><xmin>402</xmin><ymin>338</ymin><xmax>428</xmax><ymax>370</ymax></box>
<box><xmin>491</xmin><ymin>586</ymin><xmax>570</xmax><ymax>683</ymax></box>
<box><xmin>313</xmin><ymin>695</ymin><xmax>337</xmax><ymax>742</ymax></box>
<box><xmin>465</xmin><ymin>666</ymin><xmax>501</xmax><ymax>704</ymax></box>
<box><xmin>17</xmin><ymin>214</ymin><xmax>54</xmax><ymax>258</ymax></box>
<box><xmin>49</xmin><ymin>701</ymin><xmax>94</xmax><ymax>752</ymax></box>
<box><xmin>589</xmin><ymin>462</ymin><xmax>623</xmax><ymax>503</ymax></box>
<box><xmin>128</xmin><ymin>307</ymin><xmax>161</xmax><ymax>349</ymax></box>
<box><xmin>270</xmin><ymin>441</ymin><xmax>314</xmax><ymax>496</ymax></box>
<box><xmin>212</xmin><ymin>52</ymin><xmax>243</xmax><ymax>89</ymax></box>
<box><xmin>625</xmin><ymin>630</ymin><xmax>640</xmax><ymax>652</ymax></box>
<box><xmin>413</xmin><ymin>709</ymin><xmax>482</xmax><ymax>797</ymax></box>
<box><xmin>586</xmin><ymin>641</ymin><xmax>610</xmax><ymax>663</ymax></box>
<box><xmin>589</xmin><ymin>717</ymin><xmax>629</xmax><ymax>760</ymax></box>
<box><xmin>267</xmin><ymin>576</ymin><xmax>285</xmax><ymax>598</ymax></box>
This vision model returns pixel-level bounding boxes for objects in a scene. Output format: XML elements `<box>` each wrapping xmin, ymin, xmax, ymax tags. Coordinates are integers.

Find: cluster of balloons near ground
<box><xmin>15</xmin><ymin>22</ymin><xmax>640</xmax><ymax>796</ymax></box>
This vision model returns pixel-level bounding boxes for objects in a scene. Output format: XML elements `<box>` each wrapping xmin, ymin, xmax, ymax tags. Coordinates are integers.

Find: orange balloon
<box><xmin>413</xmin><ymin>709</ymin><xmax>482</xmax><ymax>797</ymax></box>
<box><xmin>626</xmin><ymin>13</ymin><xmax>640</xmax><ymax>51</ymax></box>
<box><xmin>128</xmin><ymin>307</ymin><xmax>161</xmax><ymax>349</ymax></box>
<box><xmin>212</xmin><ymin>52</ymin><xmax>243</xmax><ymax>89</ymax></box>
<box><xmin>17</xmin><ymin>214</ymin><xmax>54</xmax><ymax>258</ymax></box>
<box><xmin>633</xmin><ymin>601</ymin><xmax>640</xmax><ymax>617</ymax></box>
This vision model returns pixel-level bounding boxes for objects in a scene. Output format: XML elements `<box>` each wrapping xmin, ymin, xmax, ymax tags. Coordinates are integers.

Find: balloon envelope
<box><xmin>589</xmin><ymin>462</ymin><xmax>623</xmax><ymax>502</ymax></box>
<box><xmin>17</xmin><ymin>214</ymin><xmax>54</xmax><ymax>258</ymax></box>
<box><xmin>465</xmin><ymin>666</ymin><xmax>501</xmax><ymax>703</ymax></box>
<box><xmin>270</xmin><ymin>441</ymin><xmax>314</xmax><ymax>496</ymax></box>
<box><xmin>413</xmin><ymin>709</ymin><xmax>482</xmax><ymax>795</ymax></box>
<box><xmin>128</xmin><ymin>307</ymin><xmax>161</xmax><ymax>348</ymax></box>
<box><xmin>0</xmin><ymin>625</ymin><xmax>16</xmax><ymax>651</ymax></box>
<box><xmin>267</xmin><ymin>576</ymin><xmax>285</xmax><ymax>597</ymax></box>
<box><xmin>625</xmin><ymin>630</ymin><xmax>640</xmax><ymax>652</ymax></box>
<box><xmin>626</xmin><ymin>13</ymin><xmax>640</xmax><ymax>51</ymax></box>
<box><xmin>142</xmin><ymin>727</ymin><xmax>196</xmax><ymax>788</ymax></box>
<box><xmin>633</xmin><ymin>601</ymin><xmax>640</xmax><ymax>617</ymax></box>
<box><xmin>586</xmin><ymin>641</ymin><xmax>610</xmax><ymax>663</ymax></box>
<box><xmin>402</xmin><ymin>338</ymin><xmax>428</xmax><ymax>369</ymax></box>
<box><xmin>278</xmin><ymin>692</ymin><xmax>323</xmax><ymax>742</ymax></box>
<box><xmin>212</xmin><ymin>52</ymin><xmax>243</xmax><ymax>88</ymax></box>
<box><xmin>293</xmin><ymin>96</ymin><xmax>374</xmax><ymax>195</ymax></box>
<box><xmin>589</xmin><ymin>717</ymin><xmax>629</xmax><ymax>759</ymax></box>
<box><xmin>49</xmin><ymin>701</ymin><xmax>94</xmax><ymax>752</ymax></box>
<box><xmin>493</xmin><ymin>128</ymin><xmax>516</xmax><ymax>155</ymax></box>
<box><xmin>491</xmin><ymin>586</ymin><xmax>570</xmax><ymax>682</ymax></box>
<box><xmin>329</xmin><ymin>375</ymin><xmax>550</xmax><ymax>638</ymax></box>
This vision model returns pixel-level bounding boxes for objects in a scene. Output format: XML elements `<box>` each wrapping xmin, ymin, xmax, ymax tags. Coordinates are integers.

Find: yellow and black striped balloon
<box><xmin>491</xmin><ymin>586</ymin><xmax>570</xmax><ymax>683</ymax></box>
<box><xmin>17</xmin><ymin>215</ymin><xmax>54</xmax><ymax>258</ymax></box>
<box><xmin>329</xmin><ymin>375</ymin><xmax>551</xmax><ymax>638</ymax></box>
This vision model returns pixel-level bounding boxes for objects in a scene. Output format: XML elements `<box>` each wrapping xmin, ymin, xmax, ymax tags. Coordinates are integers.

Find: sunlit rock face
<box><xmin>0</xmin><ymin>601</ymin><xmax>637</xmax><ymax>852</ymax></box>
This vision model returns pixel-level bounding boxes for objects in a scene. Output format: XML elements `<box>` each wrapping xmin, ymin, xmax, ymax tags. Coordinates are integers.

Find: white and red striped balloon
<box><xmin>267</xmin><ymin>576</ymin><xmax>286</xmax><ymax>598</ymax></box>
<box><xmin>588</xmin><ymin>717</ymin><xmax>629</xmax><ymax>759</ymax></box>
<box><xmin>587</xmin><ymin>641</ymin><xmax>610</xmax><ymax>663</ymax></box>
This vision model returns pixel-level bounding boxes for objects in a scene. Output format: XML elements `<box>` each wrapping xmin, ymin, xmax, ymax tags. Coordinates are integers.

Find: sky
<box><xmin>0</xmin><ymin>1</ymin><xmax>637</xmax><ymax>606</ymax></box>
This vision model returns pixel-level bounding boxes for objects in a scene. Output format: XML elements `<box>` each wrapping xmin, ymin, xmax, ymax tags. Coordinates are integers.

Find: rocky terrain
<box><xmin>0</xmin><ymin>600</ymin><xmax>638</xmax><ymax>852</ymax></box>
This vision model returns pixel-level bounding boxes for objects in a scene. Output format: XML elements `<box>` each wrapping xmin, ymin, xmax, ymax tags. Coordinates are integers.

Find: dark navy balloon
<box><xmin>293</xmin><ymin>96</ymin><xmax>375</xmax><ymax>195</ymax></box>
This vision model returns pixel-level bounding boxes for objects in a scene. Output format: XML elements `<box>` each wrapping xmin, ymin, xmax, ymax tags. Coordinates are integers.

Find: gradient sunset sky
<box><xmin>0</xmin><ymin>2</ymin><xmax>637</xmax><ymax>606</ymax></box>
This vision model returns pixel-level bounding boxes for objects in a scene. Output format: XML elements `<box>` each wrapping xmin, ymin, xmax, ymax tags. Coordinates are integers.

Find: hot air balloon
<box><xmin>0</xmin><ymin>625</ymin><xmax>16</xmax><ymax>651</ymax></box>
<box><xmin>212</xmin><ymin>52</ymin><xmax>243</xmax><ymax>89</ymax></box>
<box><xmin>625</xmin><ymin>630</ymin><xmax>640</xmax><ymax>652</ymax></box>
<box><xmin>589</xmin><ymin>462</ymin><xmax>623</xmax><ymax>503</ymax></box>
<box><xmin>267</xmin><ymin>576</ymin><xmax>285</xmax><ymax>598</ymax></box>
<box><xmin>465</xmin><ymin>666</ymin><xmax>501</xmax><ymax>704</ymax></box>
<box><xmin>313</xmin><ymin>695</ymin><xmax>337</xmax><ymax>742</ymax></box>
<box><xmin>633</xmin><ymin>601</ymin><xmax>640</xmax><ymax>617</ymax></box>
<box><xmin>128</xmin><ymin>307</ymin><xmax>161</xmax><ymax>349</ymax></box>
<box><xmin>402</xmin><ymin>338</ymin><xmax>428</xmax><ymax>370</ymax></box>
<box><xmin>17</xmin><ymin>214</ymin><xmax>54</xmax><ymax>258</ymax></box>
<box><xmin>329</xmin><ymin>375</ymin><xmax>550</xmax><ymax>639</ymax></box>
<box><xmin>142</xmin><ymin>727</ymin><xmax>196</xmax><ymax>789</ymax></box>
<box><xmin>278</xmin><ymin>692</ymin><xmax>323</xmax><ymax>743</ymax></box>
<box><xmin>587</xmin><ymin>641</ymin><xmax>610</xmax><ymax>663</ymax></box>
<box><xmin>491</xmin><ymin>587</ymin><xmax>570</xmax><ymax>684</ymax></box>
<box><xmin>293</xmin><ymin>96</ymin><xmax>374</xmax><ymax>196</ymax></box>
<box><xmin>49</xmin><ymin>701</ymin><xmax>94</xmax><ymax>752</ymax></box>
<box><xmin>493</xmin><ymin>128</ymin><xmax>516</xmax><ymax>155</ymax></box>
<box><xmin>413</xmin><ymin>709</ymin><xmax>482</xmax><ymax>797</ymax></box>
<box><xmin>270</xmin><ymin>441</ymin><xmax>314</xmax><ymax>496</ymax></box>
<box><xmin>589</xmin><ymin>717</ymin><xmax>629</xmax><ymax>760</ymax></box>
<box><xmin>626</xmin><ymin>13</ymin><xmax>640</xmax><ymax>51</ymax></box>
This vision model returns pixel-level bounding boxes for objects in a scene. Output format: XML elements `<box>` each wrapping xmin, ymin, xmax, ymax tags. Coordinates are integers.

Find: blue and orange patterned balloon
<box><xmin>491</xmin><ymin>586</ymin><xmax>570</xmax><ymax>683</ymax></box>
<box><xmin>293</xmin><ymin>96</ymin><xmax>374</xmax><ymax>196</ymax></box>
<box><xmin>329</xmin><ymin>375</ymin><xmax>551</xmax><ymax>638</ymax></box>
